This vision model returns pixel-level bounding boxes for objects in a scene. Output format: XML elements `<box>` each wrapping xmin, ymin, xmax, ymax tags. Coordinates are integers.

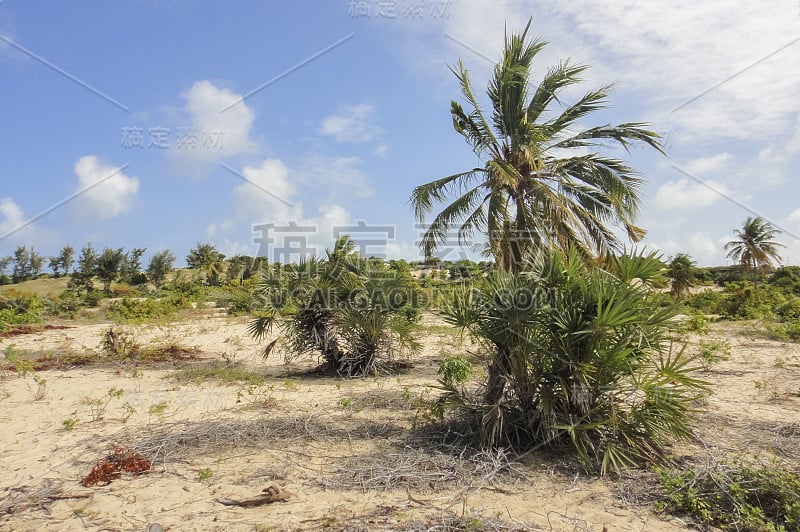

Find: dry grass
<box><xmin>129</xmin><ymin>415</ymin><xmax>405</xmax><ymax>466</ymax></box>
<box><xmin>0</xmin><ymin>277</ymin><xmax>70</xmax><ymax>297</ymax></box>
<box><xmin>0</xmin><ymin>479</ymin><xmax>90</xmax><ymax>516</ymax></box>
<box><xmin>2</xmin><ymin>316</ymin><xmax>797</xmax><ymax>531</ymax></box>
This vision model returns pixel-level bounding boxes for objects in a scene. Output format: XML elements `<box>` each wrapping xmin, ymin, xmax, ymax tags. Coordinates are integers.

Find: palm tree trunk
<box><xmin>506</xmin><ymin>196</ymin><xmax>531</xmax><ymax>274</ymax></box>
<box><xmin>484</xmin><ymin>344</ymin><xmax>512</xmax><ymax>404</ymax></box>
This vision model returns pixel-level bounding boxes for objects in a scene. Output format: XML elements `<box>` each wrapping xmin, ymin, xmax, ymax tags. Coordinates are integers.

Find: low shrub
<box><xmin>697</xmin><ymin>339</ymin><xmax>730</xmax><ymax>368</ymax></box>
<box><xmin>776</xmin><ymin>299</ymin><xmax>800</xmax><ymax>321</ymax></box>
<box><xmin>656</xmin><ymin>459</ymin><xmax>800</xmax><ymax>531</ymax></box>
<box><xmin>767</xmin><ymin>321</ymin><xmax>800</xmax><ymax>342</ymax></box>
<box><xmin>718</xmin><ymin>282</ymin><xmax>788</xmax><ymax>320</ymax></box>
<box><xmin>0</xmin><ymin>291</ymin><xmax>43</xmax><ymax>330</ymax></box>
<box><xmin>681</xmin><ymin>310</ymin><xmax>710</xmax><ymax>334</ymax></box>
<box><xmin>438</xmin><ymin>250</ymin><xmax>708</xmax><ymax>473</ymax></box>
<box><xmin>106</xmin><ymin>295</ymin><xmax>190</xmax><ymax>323</ymax></box>
<box><xmin>686</xmin><ymin>289</ymin><xmax>724</xmax><ymax>314</ymax></box>
<box><xmin>83</xmin><ymin>290</ymin><xmax>105</xmax><ymax>308</ymax></box>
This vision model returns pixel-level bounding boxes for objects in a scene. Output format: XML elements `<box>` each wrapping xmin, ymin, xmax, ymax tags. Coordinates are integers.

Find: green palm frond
<box><xmin>248</xmin><ymin>249</ymin><xmax>421</xmax><ymax>377</ymax></box>
<box><xmin>411</xmin><ymin>19</ymin><xmax>664</xmax><ymax>270</ymax></box>
<box><xmin>526</xmin><ymin>61</ymin><xmax>589</xmax><ymax>123</ymax></box>
<box><xmin>550</xmin><ymin>123</ymin><xmax>665</xmax><ymax>154</ymax></box>
<box><xmin>449</xmin><ymin>61</ymin><xmax>500</xmax><ymax>159</ymax></box>
<box><xmin>543</xmin><ymin>85</ymin><xmax>612</xmax><ymax>137</ymax></box>
<box><xmin>725</xmin><ymin>217</ymin><xmax>785</xmax><ymax>273</ymax></box>
<box><xmin>438</xmin><ymin>247</ymin><xmax>704</xmax><ymax>472</ymax></box>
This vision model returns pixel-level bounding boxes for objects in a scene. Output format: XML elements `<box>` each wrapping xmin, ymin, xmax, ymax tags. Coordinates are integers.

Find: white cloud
<box><xmin>211</xmin><ymin>158</ymin><xmax>360</xmax><ymax>259</ymax></box>
<box><xmin>319</xmin><ymin>104</ymin><xmax>381</xmax><ymax>142</ymax></box>
<box><xmin>654</xmin><ymin>178</ymin><xmax>727</xmax><ymax>210</ymax></box>
<box><xmin>686</xmin><ymin>232</ymin><xmax>720</xmax><ymax>265</ymax></box>
<box><xmin>302</xmin><ymin>155</ymin><xmax>373</xmax><ymax>199</ymax></box>
<box><xmin>173</xmin><ymin>80</ymin><xmax>256</xmax><ymax>169</ymax></box>
<box><xmin>374</xmin><ymin>145</ymin><xmax>388</xmax><ymax>157</ymax></box>
<box><xmin>0</xmin><ymin>197</ymin><xmax>26</xmax><ymax>237</ymax></box>
<box><xmin>233</xmin><ymin>159</ymin><xmax>302</xmax><ymax>224</ymax></box>
<box><xmin>785</xmin><ymin>208</ymin><xmax>800</xmax><ymax>241</ymax></box>
<box><xmin>419</xmin><ymin>1</ymin><xmax>799</xmax><ymax>144</ymax></box>
<box><xmin>70</xmin><ymin>156</ymin><xmax>139</xmax><ymax>221</ymax></box>
<box><xmin>386</xmin><ymin>240</ymin><xmax>424</xmax><ymax>261</ymax></box>
<box><xmin>648</xmin><ymin>231</ymin><xmax>721</xmax><ymax>266</ymax></box>
<box><xmin>789</xmin><ymin>115</ymin><xmax>800</xmax><ymax>153</ymax></box>
<box><xmin>543</xmin><ymin>1</ymin><xmax>798</xmax><ymax>142</ymax></box>
<box><xmin>684</xmin><ymin>153</ymin><xmax>734</xmax><ymax>175</ymax></box>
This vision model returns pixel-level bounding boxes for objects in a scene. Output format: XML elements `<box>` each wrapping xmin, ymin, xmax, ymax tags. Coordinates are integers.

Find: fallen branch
<box><xmin>215</xmin><ymin>485</ymin><xmax>294</xmax><ymax>507</ymax></box>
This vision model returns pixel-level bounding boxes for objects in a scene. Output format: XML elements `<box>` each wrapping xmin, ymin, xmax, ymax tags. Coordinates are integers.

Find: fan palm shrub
<box><xmin>437</xmin><ymin>249</ymin><xmax>707</xmax><ymax>473</ymax></box>
<box><xmin>248</xmin><ymin>237</ymin><xmax>421</xmax><ymax>376</ymax></box>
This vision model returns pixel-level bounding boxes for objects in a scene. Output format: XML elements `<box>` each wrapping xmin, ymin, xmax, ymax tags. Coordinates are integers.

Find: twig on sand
<box><xmin>215</xmin><ymin>484</ymin><xmax>295</xmax><ymax>507</ymax></box>
<box><xmin>0</xmin><ymin>478</ymin><xmax>91</xmax><ymax>516</ymax></box>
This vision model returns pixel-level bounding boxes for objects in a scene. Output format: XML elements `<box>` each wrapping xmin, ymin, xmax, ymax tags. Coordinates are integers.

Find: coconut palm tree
<box><xmin>724</xmin><ymin>217</ymin><xmax>784</xmax><ymax>283</ymax></box>
<box><xmin>410</xmin><ymin>20</ymin><xmax>664</xmax><ymax>272</ymax></box>
<box><xmin>667</xmin><ymin>253</ymin><xmax>696</xmax><ymax>298</ymax></box>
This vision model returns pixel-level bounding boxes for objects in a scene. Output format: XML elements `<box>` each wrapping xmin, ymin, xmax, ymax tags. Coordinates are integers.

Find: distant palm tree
<box><xmin>667</xmin><ymin>253</ymin><xmax>695</xmax><ymax>298</ymax></box>
<box><xmin>724</xmin><ymin>217</ymin><xmax>784</xmax><ymax>283</ymax></box>
<box><xmin>410</xmin><ymin>19</ymin><xmax>663</xmax><ymax>272</ymax></box>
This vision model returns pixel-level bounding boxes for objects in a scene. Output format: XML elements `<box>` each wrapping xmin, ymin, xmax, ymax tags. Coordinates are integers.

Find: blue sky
<box><xmin>1</xmin><ymin>1</ymin><xmax>799</xmax><ymax>267</ymax></box>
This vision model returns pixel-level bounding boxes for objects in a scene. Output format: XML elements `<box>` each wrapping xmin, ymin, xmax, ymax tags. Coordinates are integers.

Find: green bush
<box><xmin>767</xmin><ymin>321</ymin><xmax>800</xmax><ymax>342</ymax></box>
<box><xmin>697</xmin><ymin>339</ymin><xmax>730</xmax><ymax>367</ymax></box>
<box><xmin>106</xmin><ymin>295</ymin><xmax>190</xmax><ymax>323</ymax></box>
<box><xmin>249</xmin><ymin>236</ymin><xmax>421</xmax><ymax>376</ymax></box>
<box><xmin>681</xmin><ymin>309</ymin><xmax>710</xmax><ymax>334</ymax></box>
<box><xmin>55</xmin><ymin>290</ymin><xmax>83</xmax><ymax>316</ymax></box>
<box><xmin>165</xmin><ymin>278</ymin><xmax>208</xmax><ymax>301</ymax></box>
<box><xmin>656</xmin><ymin>460</ymin><xmax>800</xmax><ymax>531</ymax></box>
<box><xmin>439</xmin><ymin>249</ymin><xmax>707</xmax><ymax>473</ymax></box>
<box><xmin>0</xmin><ymin>292</ymin><xmax>43</xmax><ymax>329</ymax></box>
<box><xmin>769</xmin><ymin>267</ymin><xmax>800</xmax><ymax>295</ymax></box>
<box><xmin>224</xmin><ymin>288</ymin><xmax>259</xmax><ymax>315</ymax></box>
<box><xmin>776</xmin><ymin>299</ymin><xmax>800</xmax><ymax>321</ymax></box>
<box><xmin>83</xmin><ymin>290</ymin><xmax>105</xmax><ymax>307</ymax></box>
<box><xmin>719</xmin><ymin>282</ymin><xmax>788</xmax><ymax>320</ymax></box>
<box><xmin>686</xmin><ymin>289</ymin><xmax>724</xmax><ymax>314</ymax></box>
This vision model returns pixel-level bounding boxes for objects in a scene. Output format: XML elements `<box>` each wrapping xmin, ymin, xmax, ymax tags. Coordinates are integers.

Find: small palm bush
<box><xmin>438</xmin><ymin>249</ymin><xmax>707</xmax><ymax>473</ymax></box>
<box><xmin>248</xmin><ymin>237</ymin><xmax>421</xmax><ymax>377</ymax></box>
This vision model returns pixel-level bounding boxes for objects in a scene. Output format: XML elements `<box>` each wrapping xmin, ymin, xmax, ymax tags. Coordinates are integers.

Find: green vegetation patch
<box><xmin>105</xmin><ymin>295</ymin><xmax>191</xmax><ymax>323</ymax></box>
<box><xmin>171</xmin><ymin>362</ymin><xmax>266</xmax><ymax>386</ymax></box>
<box><xmin>656</xmin><ymin>459</ymin><xmax>800</xmax><ymax>531</ymax></box>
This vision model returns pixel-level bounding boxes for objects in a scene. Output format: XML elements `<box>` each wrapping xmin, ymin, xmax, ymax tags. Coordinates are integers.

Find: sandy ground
<box><xmin>1</xmin><ymin>313</ymin><xmax>798</xmax><ymax>531</ymax></box>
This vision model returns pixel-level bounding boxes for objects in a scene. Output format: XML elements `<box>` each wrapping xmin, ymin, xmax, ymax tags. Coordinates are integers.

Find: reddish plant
<box><xmin>81</xmin><ymin>446</ymin><xmax>151</xmax><ymax>487</ymax></box>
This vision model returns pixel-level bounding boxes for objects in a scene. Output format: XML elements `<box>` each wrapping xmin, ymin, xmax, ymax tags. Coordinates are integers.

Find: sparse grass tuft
<box><xmin>697</xmin><ymin>339</ymin><xmax>730</xmax><ymax>369</ymax></box>
<box><xmin>171</xmin><ymin>362</ymin><xmax>266</xmax><ymax>386</ymax></box>
<box><xmin>681</xmin><ymin>309</ymin><xmax>710</xmax><ymax>334</ymax></box>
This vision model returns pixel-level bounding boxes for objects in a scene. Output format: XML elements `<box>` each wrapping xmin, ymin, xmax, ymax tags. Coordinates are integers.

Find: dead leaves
<box><xmin>80</xmin><ymin>446</ymin><xmax>151</xmax><ymax>487</ymax></box>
